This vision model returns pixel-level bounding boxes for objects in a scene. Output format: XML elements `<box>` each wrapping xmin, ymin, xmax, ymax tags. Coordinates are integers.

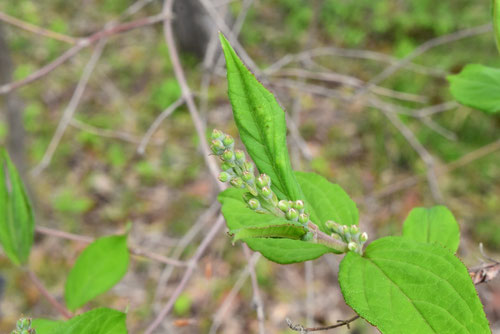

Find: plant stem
<box><xmin>307</xmin><ymin>222</ymin><xmax>348</xmax><ymax>253</ymax></box>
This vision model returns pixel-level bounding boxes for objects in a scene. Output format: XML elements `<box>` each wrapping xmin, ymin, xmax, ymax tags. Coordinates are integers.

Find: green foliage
<box><xmin>295</xmin><ymin>172</ymin><xmax>358</xmax><ymax>233</ymax></box>
<box><xmin>448</xmin><ymin>64</ymin><xmax>500</xmax><ymax>114</ymax></box>
<box><xmin>65</xmin><ymin>234</ymin><xmax>130</xmax><ymax>311</ymax></box>
<box><xmin>40</xmin><ymin>308</ymin><xmax>127</xmax><ymax>334</ymax></box>
<box><xmin>219</xmin><ymin>34</ymin><xmax>302</xmax><ymax>202</ymax></box>
<box><xmin>403</xmin><ymin>206</ymin><xmax>460</xmax><ymax>253</ymax></box>
<box><xmin>0</xmin><ymin>150</ymin><xmax>34</xmax><ymax>266</ymax></box>
<box><xmin>339</xmin><ymin>237</ymin><xmax>490</xmax><ymax>334</ymax></box>
<box><xmin>52</xmin><ymin>189</ymin><xmax>93</xmax><ymax>214</ymax></box>
<box><xmin>218</xmin><ymin>188</ymin><xmax>332</xmax><ymax>264</ymax></box>
<box><xmin>174</xmin><ymin>293</ymin><xmax>192</xmax><ymax>316</ymax></box>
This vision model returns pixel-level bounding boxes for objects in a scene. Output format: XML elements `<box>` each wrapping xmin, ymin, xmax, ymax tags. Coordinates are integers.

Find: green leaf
<box><xmin>403</xmin><ymin>206</ymin><xmax>460</xmax><ymax>253</ymax></box>
<box><xmin>230</xmin><ymin>223</ymin><xmax>307</xmax><ymax>242</ymax></box>
<box><xmin>32</xmin><ymin>319</ymin><xmax>62</xmax><ymax>334</ymax></box>
<box><xmin>295</xmin><ymin>171</ymin><xmax>358</xmax><ymax>232</ymax></box>
<box><xmin>65</xmin><ymin>234</ymin><xmax>130</xmax><ymax>310</ymax></box>
<box><xmin>448</xmin><ymin>64</ymin><xmax>500</xmax><ymax>114</ymax></box>
<box><xmin>219</xmin><ymin>188</ymin><xmax>331</xmax><ymax>264</ymax></box>
<box><xmin>0</xmin><ymin>150</ymin><xmax>34</xmax><ymax>266</ymax></box>
<box><xmin>339</xmin><ymin>237</ymin><xmax>490</xmax><ymax>334</ymax></box>
<box><xmin>219</xmin><ymin>34</ymin><xmax>302</xmax><ymax>201</ymax></box>
<box><xmin>52</xmin><ymin>308</ymin><xmax>127</xmax><ymax>334</ymax></box>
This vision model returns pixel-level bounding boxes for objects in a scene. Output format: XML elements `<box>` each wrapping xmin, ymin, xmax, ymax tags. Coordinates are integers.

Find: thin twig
<box><xmin>0</xmin><ymin>13</ymin><xmax>169</xmax><ymax>95</ymax></box>
<box><xmin>243</xmin><ymin>244</ymin><xmax>266</xmax><ymax>334</ymax></box>
<box><xmin>69</xmin><ymin>119</ymin><xmax>150</xmax><ymax>144</ymax></box>
<box><xmin>30</xmin><ymin>38</ymin><xmax>107</xmax><ymax>176</ymax></box>
<box><xmin>35</xmin><ymin>226</ymin><xmax>188</xmax><ymax>267</ymax></box>
<box><xmin>137</xmin><ymin>97</ymin><xmax>185</xmax><ymax>154</ymax></box>
<box><xmin>0</xmin><ymin>11</ymin><xmax>77</xmax><ymax>44</ymax></box>
<box><xmin>352</xmin><ymin>24</ymin><xmax>492</xmax><ymax>100</ymax></box>
<box><xmin>208</xmin><ymin>252</ymin><xmax>261</xmax><ymax>334</ymax></box>
<box><xmin>287</xmin><ymin>315</ymin><xmax>360</xmax><ymax>333</ymax></box>
<box><xmin>144</xmin><ymin>215</ymin><xmax>226</xmax><ymax>334</ymax></box>
<box><xmin>26</xmin><ymin>269</ymin><xmax>73</xmax><ymax>319</ymax></box>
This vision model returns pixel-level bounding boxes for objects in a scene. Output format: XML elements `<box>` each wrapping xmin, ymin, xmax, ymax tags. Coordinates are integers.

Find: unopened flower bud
<box><xmin>350</xmin><ymin>225</ymin><xmax>359</xmax><ymax>234</ymax></box>
<box><xmin>230</xmin><ymin>177</ymin><xmax>244</xmax><ymax>188</ymax></box>
<box><xmin>235</xmin><ymin>150</ymin><xmax>245</xmax><ymax>164</ymax></box>
<box><xmin>222</xmin><ymin>149</ymin><xmax>235</xmax><ymax>162</ymax></box>
<box><xmin>278</xmin><ymin>200</ymin><xmax>290</xmax><ymax>212</ymax></box>
<box><xmin>243</xmin><ymin>161</ymin><xmax>254</xmax><ymax>172</ymax></box>
<box><xmin>260</xmin><ymin>186</ymin><xmax>272</xmax><ymax>198</ymax></box>
<box><xmin>326</xmin><ymin>220</ymin><xmax>340</xmax><ymax>233</ymax></box>
<box><xmin>247</xmin><ymin>198</ymin><xmax>261</xmax><ymax>210</ymax></box>
<box><xmin>242</xmin><ymin>171</ymin><xmax>254</xmax><ymax>182</ymax></box>
<box><xmin>220</xmin><ymin>162</ymin><xmax>233</xmax><ymax>171</ymax></box>
<box><xmin>286</xmin><ymin>208</ymin><xmax>299</xmax><ymax>221</ymax></box>
<box><xmin>360</xmin><ymin>232</ymin><xmax>368</xmax><ymax>242</ymax></box>
<box><xmin>348</xmin><ymin>242</ymin><xmax>358</xmax><ymax>252</ymax></box>
<box><xmin>211</xmin><ymin>139</ymin><xmax>225</xmax><ymax>154</ymax></box>
<box><xmin>256</xmin><ymin>174</ymin><xmax>271</xmax><ymax>188</ymax></box>
<box><xmin>222</xmin><ymin>135</ymin><xmax>235</xmax><ymax>148</ymax></box>
<box><xmin>292</xmin><ymin>200</ymin><xmax>304</xmax><ymax>211</ymax></box>
<box><xmin>218</xmin><ymin>172</ymin><xmax>231</xmax><ymax>182</ymax></box>
<box><xmin>331</xmin><ymin>233</ymin><xmax>343</xmax><ymax>241</ymax></box>
<box><xmin>298</xmin><ymin>213</ymin><xmax>309</xmax><ymax>224</ymax></box>
<box><xmin>211</xmin><ymin>129</ymin><xmax>224</xmax><ymax>140</ymax></box>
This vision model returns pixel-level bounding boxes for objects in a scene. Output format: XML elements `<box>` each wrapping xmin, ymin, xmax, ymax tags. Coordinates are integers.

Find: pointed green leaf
<box><xmin>295</xmin><ymin>171</ymin><xmax>358</xmax><ymax>232</ymax></box>
<box><xmin>219</xmin><ymin>34</ymin><xmax>302</xmax><ymax>201</ymax></box>
<box><xmin>230</xmin><ymin>223</ymin><xmax>307</xmax><ymax>242</ymax></box>
<box><xmin>448</xmin><ymin>64</ymin><xmax>500</xmax><ymax>114</ymax></box>
<box><xmin>65</xmin><ymin>234</ymin><xmax>129</xmax><ymax>310</ymax></box>
<box><xmin>0</xmin><ymin>150</ymin><xmax>34</xmax><ymax>266</ymax></box>
<box><xmin>52</xmin><ymin>308</ymin><xmax>127</xmax><ymax>334</ymax></box>
<box><xmin>219</xmin><ymin>188</ymin><xmax>331</xmax><ymax>264</ymax></box>
<box><xmin>32</xmin><ymin>319</ymin><xmax>62</xmax><ymax>334</ymax></box>
<box><xmin>403</xmin><ymin>206</ymin><xmax>460</xmax><ymax>253</ymax></box>
<box><xmin>339</xmin><ymin>237</ymin><xmax>490</xmax><ymax>334</ymax></box>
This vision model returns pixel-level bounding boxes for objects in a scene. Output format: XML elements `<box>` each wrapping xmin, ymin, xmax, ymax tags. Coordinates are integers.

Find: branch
<box><xmin>0</xmin><ymin>11</ymin><xmax>77</xmax><ymax>44</ymax></box>
<box><xmin>26</xmin><ymin>269</ymin><xmax>73</xmax><ymax>319</ymax></box>
<box><xmin>286</xmin><ymin>315</ymin><xmax>360</xmax><ymax>333</ymax></box>
<box><xmin>0</xmin><ymin>13</ymin><xmax>169</xmax><ymax>95</ymax></box>
<box><xmin>35</xmin><ymin>226</ymin><xmax>188</xmax><ymax>267</ymax></box>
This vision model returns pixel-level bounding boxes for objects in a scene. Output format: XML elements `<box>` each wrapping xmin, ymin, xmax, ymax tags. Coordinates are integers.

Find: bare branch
<box><xmin>137</xmin><ymin>97</ymin><xmax>185</xmax><ymax>154</ymax></box>
<box><xmin>243</xmin><ymin>245</ymin><xmax>266</xmax><ymax>334</ymax></box>
<box><xmin>0</xmin><ymin>13</ymin><xmax>169</xmax><ymax>95</ymax></box>
<box><xmin>26</xmin><ymin>269</ymin><xmax>73</xmax><ymax>319</ymax></box>
<box><xmin>35</xmin><ymin>226</ymin><xmax>188</xmax><ymax>267</ymax></box>
<box><xmin>0</xmin><ymin>11</ymin><xmax>77</xmax><ymax>44</ymax></box>
<box><xmin>287</xmin><ymin>315</ymin><xmax>360</xmax><ymax>333</ymax></box>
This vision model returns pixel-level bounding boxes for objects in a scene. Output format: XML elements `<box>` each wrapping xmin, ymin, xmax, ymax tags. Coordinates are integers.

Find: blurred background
<box><xmin>0</xmin><ymin>0</ymin><xmax>499</xmax><ymax>333</ymax></box>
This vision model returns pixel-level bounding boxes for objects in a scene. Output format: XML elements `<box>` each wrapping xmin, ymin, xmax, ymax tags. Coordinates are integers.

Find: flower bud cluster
<box><xmin>277</xmin><ymin>200</ymin><xmax>309</xmax><ymax>224</ymax></box>
<box><xmin>325</xmin><ymin>221</ymin><xmax>368</xmax><ymax>254</ymax></box>
<box><xmin>11</xmin><ymin>318</ymin><xmax>36</xmax><ymax>334</ymax></box>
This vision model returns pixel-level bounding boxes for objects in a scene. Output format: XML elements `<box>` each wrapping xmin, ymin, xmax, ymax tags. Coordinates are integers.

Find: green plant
<box><xmin>214</xmin><ymin>34</ymin><xmax>491</xmax><ymax>333</ymax></box>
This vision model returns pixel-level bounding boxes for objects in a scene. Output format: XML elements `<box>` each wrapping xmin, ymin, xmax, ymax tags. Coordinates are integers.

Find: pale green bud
<box><xmin>235</xmin><ymin>150</ymin><xmax>245</xmax><ymax>164</ymax></box>
<box><xmin>298</xmin><ymin>213</ymin><xmax>309</xmax><ymax>224</ymax></box>
<box><xmin>218</xmin><ymin>172</ymin><xmax>230</xmax><ymax>182</ymax></box>
<box><xmin>242</xmin><ymin>171</ymin><xmax>254</xmax><ymax>182</ymax></box>
<box><xmin>350</xmin><ymin>225</ymin><xmax>359</xmax><ymax>235</ymax></box>
<box><xmin>326</xmin><ymin>220</ymin><xmax>340</xmax><ymax>233</ymax></box>
<box><xmin>222</xmin><ymin>135</ymin><xmax>235</xmax><ymax>148</ymax></box>
<box><xmin>16</xmin><ymin>319</ymin><xmax>31</xmax><ymax>330</ymax></box>
<box><xmin>360</xmin><ymin>232</ymin><xmax>368</xmax><ymax>242</ymax></box>
<box><xmin>278</xmin><ymin>200</ymin><xmax>290</xmax><ymax>212</ymax></box>
<box><xmin>222</xmin><ymin>149</ymin><xmax>235</xmax><ymax>162</ymax></box>
<box><xmin>211</xmin><ymin>139</ymin><xmax>225</xmax><ymax>154</ymax></box>
<box><xmin>243</xmin><ymin>161</ymin><xmax>254</xmax><ymax>172</ymax></box>
<box><xmin>256</xmin><ymin>174</ymin><xmax>271</xmax><ymax>188</ymax></box>
<box><xmin>260</xmin><ymin>186</ymin><xmax>272</xmax><ymax>198</ymax></box>
<box><xmin>230</xmin><ymin>177</ymin><xmax>244</xmax><ymax>188</ymax></box>
<box><xmin>220</xmin><ymin>162</ymin><xmax>233</xmax><ymax>171</ymax></box>
<box><xmin>247</xmin><ymin>198</ymin><xmax>261</xmax><ymax>210</ymax></box>
<box><xmin>331</xmin><ymin>233</ymin><xmax>343</xmax><ymax>241</ymax></box>
<box><xmin>211</xmin><ymin>129</ymin><xmax>224</xmax><ymax>140</ymax></box>
<box><xmin>348</xmin><ymin>242</ymin><xmax>358</xmax><ymax>252</ymax></box>
<box><xmin>286</xmin><ymin>208</ymin><xmax>299</xmax><ymax>221</ymax></box>
<box><xmin>292</xmin><ymin>200</ymin><xmax>304</xmax><ymax>211</ymax></box>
